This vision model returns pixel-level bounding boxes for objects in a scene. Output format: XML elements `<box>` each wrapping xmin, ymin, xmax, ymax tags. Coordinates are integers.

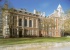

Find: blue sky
<box><xmin>1</xmin><ymin>0</ymin><xmax>70</xmax><ymax>16</ymax></box>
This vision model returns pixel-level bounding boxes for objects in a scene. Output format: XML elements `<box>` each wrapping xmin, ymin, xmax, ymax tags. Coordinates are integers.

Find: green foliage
<box><xmin>64</xmin><ymin>18</ymin><xmax>70</xmax><ymax>33</ymax></box>
<box><xmin>40</xmin><ymin>18</ymin><xmax>55</xmax><ymax>30</ymax></box>
<box><xmin>64</xmin><ymin>9</ymin><xmax>70</xmax><ymax>34</ymax></box>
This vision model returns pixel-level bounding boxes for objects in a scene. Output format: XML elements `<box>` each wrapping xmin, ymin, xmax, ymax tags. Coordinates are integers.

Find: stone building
<box><xmin>2</xmin><ymin>4</ymin><xmax>40</xmax><ymax>38</ymax></box>
<box><xmin>1</xmin><ymin>3</ymin><xmax>65</xmax><ymax>38</ymax></box>
<box><xmin>48</xmin><ymin>4</ymin><xmax>65</xmax><ymax>37</ymax></box>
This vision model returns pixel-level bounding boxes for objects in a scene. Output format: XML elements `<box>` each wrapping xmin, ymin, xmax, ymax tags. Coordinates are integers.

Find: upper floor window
<box><xmin>29</xmin><ymin>20</ymin><xmax>32</xmax><ymax>27</ymax></box>
<box><xmin>19</xmin><ymin>19</ymin><xmax>22</xmax><ymax>26</ymax></box>
<box><xmin>24</xmin><ymin>19</ymin><xmax>27</xmax><ymax>27</ymax></box>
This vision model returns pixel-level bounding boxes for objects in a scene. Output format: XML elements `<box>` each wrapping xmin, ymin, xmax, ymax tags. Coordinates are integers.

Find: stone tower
<box><xmin>54</xmin><ymin>4</ymin><xmax>64</xmax><ymax>37</ymax></box>
<box><xmin>2</xmin><ymin>3</ymin><xmax>10</xmax><ymax>38</ymax></box>
<box><xmin>57</xmin><ymin>4</ymin><xmax>64</xmax><ymax>17</ymax></box>
<box><xmin>49</xmin><ymin>4</ymin><xmax>64</xmax><ymax>37</ymax></box>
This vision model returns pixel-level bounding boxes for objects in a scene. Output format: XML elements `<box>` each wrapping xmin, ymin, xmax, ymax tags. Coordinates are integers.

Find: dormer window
<box><xmin>25</xmin><ymin>12</ymin><xmax>27</xmax><ymax>14</ymax></box>
<box><xmin>19</xmin><ymin>11</ymin><xmax>22</xmax><ymax>13</ymax></box>
<box><xmin>14</xmin><ymin>10</ymin><xmax>17</xmax><ymax>12</ymax></box>
<box><xmin>29</xmin><ymin>13</ymin><xmax>31</xmax><ymax>15</ymax></box>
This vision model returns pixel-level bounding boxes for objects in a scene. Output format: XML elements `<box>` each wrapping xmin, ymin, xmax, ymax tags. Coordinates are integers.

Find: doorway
<box><xmin>19</xmin><ymin>30</ymin><xmax>22</xmax><ymax>37</ymax></box>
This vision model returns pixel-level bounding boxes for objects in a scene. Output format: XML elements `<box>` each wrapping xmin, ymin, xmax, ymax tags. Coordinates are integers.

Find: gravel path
<box><xmin>0</xmin><ymin>42</ymin><xmax>70</xmax><ymax>50</ymax></box>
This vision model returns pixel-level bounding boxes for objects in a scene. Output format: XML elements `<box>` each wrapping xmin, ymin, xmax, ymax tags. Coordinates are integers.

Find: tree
<box><xmin>39</xmin><ymin>17</ymin><xmax>55</xmax><ymax>37</ymax></box>
<box><xmin>64</xmin><ymin>10</ymin><xmax>70</xmax><ymax>36</ymax></box>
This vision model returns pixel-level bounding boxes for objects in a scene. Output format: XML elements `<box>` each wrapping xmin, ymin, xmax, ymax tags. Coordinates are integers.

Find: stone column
<box><xmin>22</xmin><ymin>17</ymin><xmax>24</xmax><ymax>37</ymax></box>
<box><xmin>27</xmin><ymin>17</ymin><xmax>29</xmax><ymax>36</ymax></box>
<box><xmin>3</xmin><ymin>15</ymin><xmax>10</xmax><ymax>38</ymax></box>
<box><xmin>17</xmin><ymin>15</ymin><xmax>19</xmax><ymax>37</ymax></box>
<box><xmin>54</xmin><ymin>17</ymin><xmax>60</xmax><ymax>37</ymax></box>
<box><xmin>36</xmin><ymin>19</ymin><xmax>39</xmax><ymax>37</ymax></box>
<box><xmin>27</xmin><ymin>17</ymin><xmax>29</xmax><ymax>27</ymax></box>
<box><xmin>17</xmin><ymin>29</ymin><xmax>19</xmax><ymax>37</ymax></box>
<box><xmin>32</xmin><ymin>30</ymin><xmax>33</xmax><ymax>36</ymax></box>
<box><xmin>32</xmin><ymin>18</ymin><xmax>34</xmax><ymax>36</ymax></box>
<box><xmin>32</xmin><ymin>18</ymin><xmax>34</xmax><ymax>28</ymax></box>
<box><xmin>36</xmin><ymin>19</ymin><xmax>38</xmax><ymax>28</ymax></box>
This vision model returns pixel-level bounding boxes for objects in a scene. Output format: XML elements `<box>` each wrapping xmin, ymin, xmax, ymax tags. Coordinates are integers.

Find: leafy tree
<box><xmin>40</xmin><ymin>17</ymin><xmax>55</xmax><ymax>37</ymax></box>
<box><xmin>64</xmin><ymin>10</ymin><xmax>70</xmax><ymax>36</ymax></box>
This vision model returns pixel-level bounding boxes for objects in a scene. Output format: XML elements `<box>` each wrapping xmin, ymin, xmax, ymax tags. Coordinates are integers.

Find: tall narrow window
<box><xmin>29</xmin><ymin>20</ymin><xmax>32</xmax><ymax>27</ymax></box>
<box><xmin>13</xmin><ymin>16</ymin><xmax>14</xmax><ymax>25</ymax></box>
<box><xmin>19</xmin><ymin>19</ymin><xmax>22</xmax><ymax>26</ymax></box>
<box><xmin>24</xmin><ymin>19</ymin><xmax>27</xmax><ymax>27</ymax></box>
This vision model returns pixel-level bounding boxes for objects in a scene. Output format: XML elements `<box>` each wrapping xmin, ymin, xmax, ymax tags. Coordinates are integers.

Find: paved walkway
<box><xmin>0</xmin><ymin>42</ymin><xmax>70</xmax><ymax>50</ymax></box>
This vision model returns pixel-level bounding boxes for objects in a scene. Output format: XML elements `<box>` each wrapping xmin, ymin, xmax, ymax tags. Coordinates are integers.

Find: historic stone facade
<box><xmin>2</xmin><ymin>4</ymin><xmax>64</xmax><ymax>38</ymax></box>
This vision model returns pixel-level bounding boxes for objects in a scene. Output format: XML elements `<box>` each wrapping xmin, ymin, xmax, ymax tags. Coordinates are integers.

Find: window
<box><xmin>29</xmin><ymin>30</ymin><xmax>32</xmax><ymax>36</ymax></box>
<box><xmin>24</xmin><ymin>19</ymin><xmax>27</xmax><ymax>27</ymax></box>
<box><xmin>25</xmin><ymin>12</ymin><xmax>27</xmax><ymax>14</ymax></box>
<box><xmin>19</xmin><ymin>19</ymin><xmax>22</xmax><ymax>26</ymax></box>
<box><xmin>13</xmin><ymin>16</ymin><xmax>14</xmax><ymax>25</ymax></box>
<box><xmin>29</xmin><ymin>20</ymin><xmax>32</xmax><ymax>27</ymax></box>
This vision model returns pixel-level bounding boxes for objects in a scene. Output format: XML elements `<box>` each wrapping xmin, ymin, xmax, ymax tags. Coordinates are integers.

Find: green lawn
<box><xmin>0</xmin><ymin>37</ymin><xmax>70</xmax><ymax>45</ymax></box>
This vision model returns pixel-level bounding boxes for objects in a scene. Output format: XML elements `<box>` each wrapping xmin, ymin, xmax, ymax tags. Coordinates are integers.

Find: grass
<box><xmin>0</xmin><ymin>37</ymin><xmax>70</xmax><ymax>45</ymax></box>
